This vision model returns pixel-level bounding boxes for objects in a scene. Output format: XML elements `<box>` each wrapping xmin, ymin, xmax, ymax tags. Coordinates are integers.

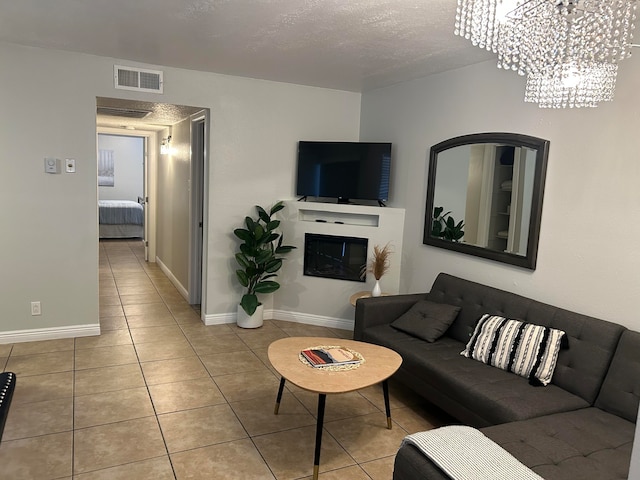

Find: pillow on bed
<box><xmin>390</xmin><ymin>300</ymin><xmax>461</xmax><ymax>342</ymax></box>
<box><xmin>461</xmin><ymin>314</ymin><xmax>566</xmax><ymax>386</ymax></box>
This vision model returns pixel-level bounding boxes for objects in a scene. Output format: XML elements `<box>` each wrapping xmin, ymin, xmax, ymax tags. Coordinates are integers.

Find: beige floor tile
<box><xmin>10</xmin><ymin>371</ymin><xmax>73</xmax><ymax>404</ymax></box>
<box><xmin>140</xmin><ymin>355</ymin><xmax>209</xmax><ymax>386</ymax></box>
<box><xmin>189</xmin><ymin>333</ymin><xmax>250</xmax><ymax>356</ymax></box>
<box><xmin>10</xmin><ymin>338</ymin><xmax>75</xmax><ymax>356</ymax></box>
<box><xmin>300</xmin><ymin>465</ymin><xmax>371</xmax><ymax>480</ymax></box>
<box><xmin>120</xmin><ymin>292</ymin><xmax>163</xmax><ymax>305</ymax></box>
<box><xmin>75</xmin><ymin>329</ymin><xmax>132</xmax><ymax>349</ymax></box>
<box><xmin>391</xmin><ymin>404</ymin><xmax>451</xmax><ymax>434</ymax></box>
<box><xmin>123</xmin><ymin>302</ymin><xmax>171</xmax><ymax>317</ymax></box>
<box><xmin>117</xmin><ymin>284</ymin><xmax>159</xmax><ymax>296</ymax></box>
<box><xmin>0</xmin><ymin>431</ymin><xmax>72</xmax><ymax>480</ymax></box>
<box><xmin>237</xmin><ymin>329</ymin><xmax>290</xmax><ymax>349</ymax></box>
<box><xmin>5</xmin><ymin>350</ymin><xmax>74</xmax><ymax>376</ymax></box>
<box><xmin>74</xmin><ymin>363</ymin><xmax>145</xmax><ymax>396</ymax></box>
<box><xmin>230</xmin><ymin>392</ymin><xmax>316</xmax><ymax>436</ymax></box>
<box><xmin>171</xmin><ymin>438</ymin><xmax>275</xmax><ymax>480</ymax></box>
<box><xmin>75</xmin><ymin>344</ymin><xmax>138</xmax><ymax>370</ymax></box>
<box><xmin>180</xmin><ymin>323</ymin><xmax>235</xmax><ymax>338</ymax></box>
<box><xmin>0</xmin><ymin>343</ymin><xmax>13</xmax><ymax>356</ymax></box>
<box><xmin>324</xmin><ymin>412</ymin><xmax>409</xmax><ymax>464</ymax></box>
<box><xmin>134</xmin><ymin>338</ymin><xmax>195</xmax><ymax>362</ymax></box>
<box><xmin>360</xmin><ymin>455</ymin><xmax>396</xmax><ymax>480</ymax></box>
<box><xmin>359</xmin><ymin>379</ymin><xmax>424</xmax><ymax>410</ymax></box>
<box><xmin>158</xmin><ymin>404</ymin><xmax>247</xmax><ymax>453</ymax></box>
<box><xmin>276</xmin><ymin>322</ymin><xmax>340</xmax><ymax>338</ymax></box>
<box><xmin>100</xmin><ymin>304</ymin><xmax>124</xmax><ymax>318</ymax></box>
<box><xmin>73</xmin><ymin>456</ymin><xmax>175</xmax><ymax>480</ymax></box>
<box><xmin>75</xmin><ymin>386</ymin><xmax>155</xmax><ymax>429</ymax></box>
<box><xmin>213</xmin><ymin>369</ymin><xmax>281</xmax><ymax>403</ymax></box>
<box><xmin>253</xmin><ymin>425</ymin><xmax>355</xmax><ymax>479</ymax></box>
<box><xmin>148</xmin><ymin>377</ymin><xmax>225</xmax><ymax>414</ymax></box>
<box><xmin>200</xmin><ymin>350</ymin><xmax>267</xmax><ymax>376</ymax></box>
<box><xmin>294</xmin><ymin>390</ymin><xmax>380</xmax><ymax>422</ymax></box>
<box><xmin>99</xmin><ymin>295</ymin><xmax>121</xmax><ymax>306</ymax></box>
<box><xmin>99</xmin><ymin>315</ymin><xmax>128</xmax><ymax>331</ymax></box>
<box><xmin>130</xmin><ymin>325</ymin><xmax>186</xmax><ymax>344</ymax></box>
<box><xmin>126</xmin><ymin>313</ymin><xmax>177</xmax><ymax>328</ymax></box>
<box><xmin>73</xmin><ymin>416</ymin><xmax>166</xmax><ymax>474</ymax></box>
<box><xmin>3</xmin><ymin>397</ymin><xmax>73</xmax><ymax>440</ymax></box>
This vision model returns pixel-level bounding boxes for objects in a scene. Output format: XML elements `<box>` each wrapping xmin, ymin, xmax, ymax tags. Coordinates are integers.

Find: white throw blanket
<box><xmin>402</xmin><ymin>426</ymin><xmax>544</xmax><ymax>480</ymax></box>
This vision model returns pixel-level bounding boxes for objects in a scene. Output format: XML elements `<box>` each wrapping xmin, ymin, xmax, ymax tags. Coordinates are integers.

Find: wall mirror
<box><xmin>423</xmin><ymin>133</ymin><xmax>550</xmax><ymax>270</ymax></box>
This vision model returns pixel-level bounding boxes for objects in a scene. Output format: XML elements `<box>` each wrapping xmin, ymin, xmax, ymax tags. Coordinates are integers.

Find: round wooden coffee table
<box><xmin>268</xmin><ymin>337</ymin><xmax>402</xmax><ymax>480</ymax></box>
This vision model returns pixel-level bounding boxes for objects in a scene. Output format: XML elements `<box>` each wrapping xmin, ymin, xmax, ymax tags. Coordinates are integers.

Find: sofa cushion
<box><xmin>461</xmin><ymin>314</ymin><xmax>565</xmax><ymax>386</ymax></box>
<box><xmin>391</xmin><ymin>300</ymin><xmax>461</xmax><ymax>343</ymax></box>
<box><xmin>481</xmin><ymin>408</ymin><xmax>634</xmax><ymax>480</ymax></box>
<box><xmin>426</xmin><ymin>273</ymin><xmax>625</xmax><ymax>404</ymax></box>
<box><xmin>595</xmin><ymin>329</ymin><xmax>640</xmax><ymax>422</ymax></box>
<box><xmin>364</xmin><ymin>324</ymin><xmax>589</xmax><ymax>427</ymax></box>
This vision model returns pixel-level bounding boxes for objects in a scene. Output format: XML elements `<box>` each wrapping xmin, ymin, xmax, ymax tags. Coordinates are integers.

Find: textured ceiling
<box><xmin>0</xmin><ymin>0</ymin><xmax>494</xmax><ymax>92</ymax></box>
<box><xmin>96</xmin><ymin>97</ymin><xmax>204</xmax><ymax>130</ymax></box>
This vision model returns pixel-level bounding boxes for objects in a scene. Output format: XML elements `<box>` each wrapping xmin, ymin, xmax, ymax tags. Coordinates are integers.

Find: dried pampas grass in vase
<box><xmin>361</xmin><ymin>243</ymin><xmax>393</xmax><ymax>297</ymax></box>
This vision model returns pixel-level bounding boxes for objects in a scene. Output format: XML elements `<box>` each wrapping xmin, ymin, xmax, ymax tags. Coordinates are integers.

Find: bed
<box><xmin>98</xmin><ymin>199</ymin><xmax>144</xmax><ymax>238</ymax></box>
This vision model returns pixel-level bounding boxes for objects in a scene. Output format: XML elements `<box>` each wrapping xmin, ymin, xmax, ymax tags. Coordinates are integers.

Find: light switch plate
<box><xmin>65</xmin><ymin>158</ymin><xmax>76</xmax><ymax>173</ymax></box>
<box><xmin>45</xmin><ymin>157</ymin><xmax>61</xmax><ymax>174</ymax></box>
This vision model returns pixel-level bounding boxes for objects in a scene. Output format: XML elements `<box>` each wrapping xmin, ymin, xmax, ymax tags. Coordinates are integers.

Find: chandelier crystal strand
<box><xmin>524</xmin><ymin>63</ymin><xmax>618</xmax><ymax>108</ymax></box>
<box><xmin>456</xmin><ymin>0</ymin><xmax>638</xmax><ymax>108</ymax></box>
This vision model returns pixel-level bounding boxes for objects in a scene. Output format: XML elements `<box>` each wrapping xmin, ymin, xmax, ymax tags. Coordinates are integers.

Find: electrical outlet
<box><xmin>31</xmin><ymin>301</ymin><xmax>41</xmax><ymax>316</ymax></box>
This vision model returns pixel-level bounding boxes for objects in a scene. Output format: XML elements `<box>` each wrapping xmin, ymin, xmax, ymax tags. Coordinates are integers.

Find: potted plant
<box><xmin>233</xmin><ymin>201</ymin><xmax>296</xmax><ymax>328</ymax></box>
<box><xmin>432</xmin><ymin>206</ymin><xmax>465</xmax><ymax>242</ymax></box>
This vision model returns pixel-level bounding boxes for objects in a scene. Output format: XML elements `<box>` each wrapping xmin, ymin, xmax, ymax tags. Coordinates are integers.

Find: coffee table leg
<box><xmin>274</xmin><ymin>377</ymin><xmax>286</xmax><ymax>415</ymax></box>
<box><xmin>382</xmin><ymin>380</ymin><xmax>392</xmax><ymax>429</ymax></box>
<box><xmin>313</xmin><ymin>393</ymin><xmax>327</xmax><ymax>480</ymax></box>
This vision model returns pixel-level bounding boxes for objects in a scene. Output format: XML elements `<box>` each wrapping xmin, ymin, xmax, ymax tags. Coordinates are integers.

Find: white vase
<box><xmin>237</xmin><ymin>304</ymin><xmax>264</xmax><ymax>329</ymax></box>
<box><xmin>372</xmin><ymin>280</ymin><xmax>382</xmax><ymax>297</ymax></box>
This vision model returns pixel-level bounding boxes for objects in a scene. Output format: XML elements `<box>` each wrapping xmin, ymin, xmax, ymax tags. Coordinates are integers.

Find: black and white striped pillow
<box><xmin>461</xmin><ymin>314</ymin><xmax>566</xmax><ymax>386</ymax></box>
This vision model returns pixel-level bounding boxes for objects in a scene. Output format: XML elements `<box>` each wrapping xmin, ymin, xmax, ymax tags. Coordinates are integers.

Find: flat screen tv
<box><xmin>296</xmin><ymin>141</ymin><xmax>391</xmax><ymax>204</ymax></box>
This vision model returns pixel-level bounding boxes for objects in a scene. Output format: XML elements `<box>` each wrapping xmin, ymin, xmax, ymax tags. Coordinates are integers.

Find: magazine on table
<box><xmin>301</xmin><ymin>347</ymin><xmax>361</xmax><ymax>367</ymax></box>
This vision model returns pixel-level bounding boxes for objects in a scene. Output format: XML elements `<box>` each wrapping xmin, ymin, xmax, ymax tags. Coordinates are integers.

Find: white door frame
<box><xmin>187</xmin><ymin>110</ymin><xmax>210</xmax><ymax>313</ymax></box>
<box><xmin>96</xmin><ymin>127</ymin><xmax>158</xmax><ymax>261</ymax></box>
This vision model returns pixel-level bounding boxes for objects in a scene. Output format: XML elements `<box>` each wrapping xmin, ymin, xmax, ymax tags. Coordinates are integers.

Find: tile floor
<box><xmin>0</xmin><ymin>239</ymin><xmax>451</xmax><ymax>479</ymax></box>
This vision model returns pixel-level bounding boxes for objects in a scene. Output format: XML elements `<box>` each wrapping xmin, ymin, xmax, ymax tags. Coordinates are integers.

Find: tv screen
<box><xmin>296</xmin><ymin>141</ymin><xmax>391</xmax><ymax>202</ymax></box>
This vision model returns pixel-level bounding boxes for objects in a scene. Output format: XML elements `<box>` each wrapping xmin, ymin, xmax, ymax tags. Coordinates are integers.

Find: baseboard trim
<box><xmin>203</xmin><ymin>312</ymin><xmax>236</xmax><ymax>326</ymax></box>
<box><xmin>156</xmin><ymin>256</ymin><xmax>189</xmax><ymax>301</ymax></box>
<box><xmin>269</xmin><ymin>310</ymin><xmax>354</xmax><ymax>330</ymax></box>
<box><xmin>202</xmin><ymin>309</ymin><xmax>353</xmax><ymax>331</ymax></box>
<box><xmin>0</xmin><ymin>324</ymin><xmax>100</xmax><ymax>345</ymax></box>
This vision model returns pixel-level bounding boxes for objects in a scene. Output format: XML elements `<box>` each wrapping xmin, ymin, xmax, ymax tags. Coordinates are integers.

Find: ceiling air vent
<box><xmin>96</xmin><ymin>106</ymin><xmax>152</xmax><ymax>119</ymax></box>
<box><xmin>114</xmin><ymin>65</ymin><xmax>164</xmax><ymax>93</ymax></box>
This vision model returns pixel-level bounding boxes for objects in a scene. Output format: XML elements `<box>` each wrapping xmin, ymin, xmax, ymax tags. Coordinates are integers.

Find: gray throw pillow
<box><xmin>391</xmin><ymin>300</ymin><xmax>461</xmax><ymax>342</ymax></box>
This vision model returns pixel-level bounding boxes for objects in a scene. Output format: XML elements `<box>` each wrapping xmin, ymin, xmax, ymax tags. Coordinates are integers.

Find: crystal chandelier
<box><xmin>455</xmin><ymin>0</ymin><xmax>638</xmax><ymax>108</ymax></box>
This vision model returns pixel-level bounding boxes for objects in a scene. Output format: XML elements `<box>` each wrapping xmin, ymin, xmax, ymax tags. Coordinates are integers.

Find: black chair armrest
<box><xmin>0</xmin><ymin>372</ymin><xmax>16</xmax><ymax>442</ymax></box>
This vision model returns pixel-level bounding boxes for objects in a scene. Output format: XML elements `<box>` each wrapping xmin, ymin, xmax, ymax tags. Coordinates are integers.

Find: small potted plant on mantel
<box><xmin>233</xmin><ymin>201</ymin><xmax>296</xmax><ymax>328</ymax></box>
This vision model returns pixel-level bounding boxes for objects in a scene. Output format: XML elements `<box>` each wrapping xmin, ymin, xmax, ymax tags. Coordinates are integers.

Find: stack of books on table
<box><xmin>301</xmin><ymin>347</ymin><xmax>361</xmax><ymax>368</ymax></box>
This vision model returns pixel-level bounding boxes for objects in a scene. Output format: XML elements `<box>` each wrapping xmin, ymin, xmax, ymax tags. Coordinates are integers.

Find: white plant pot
<box><xmin>237</xmin><ymin>304</ymin><xmax>264</xmax><ymax>329</ymax></box>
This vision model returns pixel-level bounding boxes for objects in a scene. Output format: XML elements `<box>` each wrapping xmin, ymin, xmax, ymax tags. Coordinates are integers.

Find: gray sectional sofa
<box><xmin>354</xmin><ymin>273</ymin><xmax>639</xmax><ymax>480</ymax></box>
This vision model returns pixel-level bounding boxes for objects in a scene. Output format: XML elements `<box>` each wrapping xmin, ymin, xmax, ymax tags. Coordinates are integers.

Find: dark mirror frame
<box><xmin>423</xmin><ymin>132</ymin><xmax>550</xmax><ymax>270</ymax></box>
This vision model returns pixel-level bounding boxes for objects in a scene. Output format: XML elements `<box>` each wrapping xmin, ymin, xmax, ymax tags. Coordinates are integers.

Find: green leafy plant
<box><xmin>234</xmin><ymin>201</ymin><xmax>296</xmax><ymax>316</ymax></box>
<box><xmin>432</xmin><ymin>206</ymin><xmax>465</xmax><ymax>242</ymax></box>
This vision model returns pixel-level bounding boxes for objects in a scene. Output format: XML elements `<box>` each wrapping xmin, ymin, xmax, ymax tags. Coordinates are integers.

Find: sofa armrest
<box><xmin>354</xmin><ymin>293</ymin><xmax>427</xmax><ymax>340</ymax></box>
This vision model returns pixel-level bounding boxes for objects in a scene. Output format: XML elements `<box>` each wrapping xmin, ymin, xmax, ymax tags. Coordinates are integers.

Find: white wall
<box><xmin>360</xmin><ymin>57</ymin><xmax>640</xmax><ymax>331</ymax></box>
<box><xmin>0</xmin><ymin>41</ymin><xmax>361</xmax><ymax>337</ymax></box>
<box><xmin>156</xmin><ymin>120</ymin><xmax>191</xmax><ymax>294</ymax></box>
<box><xmin>97</xmin><ymin>134</ymin><xmax>144</xmax><ymax>201</ymax></box>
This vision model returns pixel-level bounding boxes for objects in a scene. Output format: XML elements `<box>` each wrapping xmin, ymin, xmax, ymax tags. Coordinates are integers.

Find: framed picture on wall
<box><xmin>98</xmin><ymin>149</ymin><xmax>115</xmax><ymax>187</ymax></box>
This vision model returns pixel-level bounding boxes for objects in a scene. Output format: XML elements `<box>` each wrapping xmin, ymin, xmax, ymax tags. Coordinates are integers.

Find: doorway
<box><xmin>96</xmin><ymin>97</ymin><xmax>210</xmax><ymax>311</ymax></box>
